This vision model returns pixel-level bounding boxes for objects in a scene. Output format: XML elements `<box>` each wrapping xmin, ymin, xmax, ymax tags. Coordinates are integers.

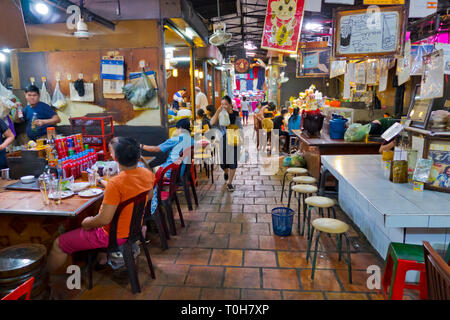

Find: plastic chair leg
<box><xmin>189</xmin><ymin>175</ymin><xmax>199</xmax><ymax>207</ymax></box>
<box><xmin>390</xmin><ymin>263</ymin><xmax>407</xmax><ymax>300</ymax></box>
<box><xmin>381</xmin><ymin>255</ymin><xmax>394</xmax><ymax>298</ymax></box>
<box><xmin>122</xmin><ymin>242</ymin><xmax>141</xmax><ymax>294</ymax></box>
<box><xmin>140</xmin><ymin>234</ymin><xmax>155</xmax><ymax>279</ymax></box>
<box><xmin>162</xmin><ymin>202</ymin><xmax>177</xmax><ymax>236</ymax></box>
<box><xmin>419</xmin><ymin>270</ymin><xmax>428</xmax><ymax>300</ymax></box>
<box><xmin>87</xmin><ymin>250</ymin><xmax>95</xmax><ymax>289</ymax></box>
<box><xmin>182</xmin><ymin>179</ymin><xmax>193</xmax><ymax>211</ymax></box>
<box><xmin>174</xmin><ymin>194</ymin><xmax>185</xmax><ymax>228</ymax></box>
<box><xmin>151</xmin><ymin>210</ymin><xmax>168</xmax><ymax>250</ymax></box>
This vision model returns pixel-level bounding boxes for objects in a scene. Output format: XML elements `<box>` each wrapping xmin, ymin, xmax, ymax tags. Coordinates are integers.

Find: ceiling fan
<box><xmin>209</xmin><ymin>0</ymin><xmax>232</xmax><ymax>46</ymax></box>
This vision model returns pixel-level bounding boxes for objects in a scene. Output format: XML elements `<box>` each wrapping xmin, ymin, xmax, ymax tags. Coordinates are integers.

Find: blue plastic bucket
<box><xmin>271</xmin><ymin>207</ymin><xmax>295</xmax><ymax>236</ymax></box>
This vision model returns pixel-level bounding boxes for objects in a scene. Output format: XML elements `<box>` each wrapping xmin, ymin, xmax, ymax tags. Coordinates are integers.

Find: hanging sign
<box><xmin>261</xmin><ymin>0</ymin><xmax>306</xmax><ymax>54</ymax></box>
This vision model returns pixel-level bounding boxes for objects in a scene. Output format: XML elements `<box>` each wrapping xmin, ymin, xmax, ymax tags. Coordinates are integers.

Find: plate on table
<box><xmin>68</xmin><ymin>182</ymin><xmax>90</xmax><ymax>193</ymax></box>
<box><xmin>48</xmin><ymin>191</ymin><xmax>75</xmax><ymax>199</ymax></box>
<box><xmin>78</xmin><ymin>188</ymin><xmax>103</xmax><ymax>198</ymax></box>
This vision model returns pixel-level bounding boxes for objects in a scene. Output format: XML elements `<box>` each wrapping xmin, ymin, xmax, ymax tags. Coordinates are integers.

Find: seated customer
<box><xmin>196</xmin><ymin>109</ymin><xmax>210</xmax><ymax>134</ymax></box>
<box><xmin>272</xmin><ymin>109</ymin><xmax>290</xmax><ymax>153</ymax></box>
<box><xmin>140</xmin><ymin>118</ymin><xmax>193</xmax><ymax>171</ymax></box>
<box><xmin>288</xmin><ymin>107</ymin><xmax>301</xmax><ymax>135</ymax></box>
<box><xmin>47</xmin><ymin>137</ymin><xmax>155</xmax><ymax>272</ymax></box>
<box><xmin>369</xmin><ymin>116</ymin><xmax>398</xmax><ymax>136</ymax></box>
<box><xmin>177</xmin><ymin>103</ymin><xmax>192</xmax><ymax>118</ymax></box>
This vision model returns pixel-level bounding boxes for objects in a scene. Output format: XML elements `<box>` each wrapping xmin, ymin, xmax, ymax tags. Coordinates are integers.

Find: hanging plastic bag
<box><xmin>397</xmin><ymin>39</ymin><xmax>411</xmax><ymax>86</ymax></box>
<box><xmin>219</xmin><ymin>109</ymin><xmax>230</xmax><ymax>127</ymax></box>
<box><xmin>40</xmin><ymin>82</ymin><xmax>52</xmax><ymax>105</ymax></box>
<box><xmin>0</xmin><ymin>96</ymin><xmax>15</xmax><ymax>118</ymax></box>
<box><xmin>410</xmin><ymin>43</ymin><xmax>434</xmax><ymax>76</ymax></box>
<box><xmin>51</xmin><ymin>81</ymin><xmax>68</xmax><ymax>109</ymax></box>
<box><xmin>344</xmin><ymin>123</ymin><xmax>371</xmax><ymax>142</ymax></box>
<box><xmin>420</xmin><ymin>49</ymin><xmax>444</xmax><ymax>100</ymax></box>
<box><xmin>0</xmin><ymin>82</ymin><xmax>14</xmax><ymax>100</ymax></box>
<box><xmin>123</xmin><ymin>69</ymin><xmax>157</xmax><ymax>108</ymax></box>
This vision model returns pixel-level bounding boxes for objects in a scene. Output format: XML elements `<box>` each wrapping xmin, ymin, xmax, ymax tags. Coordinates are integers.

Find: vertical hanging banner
<box><xmin>261</xmin><ymin>0</ymin><xmax>306</xmax><ymax>54</ymax></box>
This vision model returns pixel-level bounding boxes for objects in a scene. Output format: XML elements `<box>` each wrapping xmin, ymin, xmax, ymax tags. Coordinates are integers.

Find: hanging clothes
<box><xmin>248</xmin><ymin>69</ymin><xmax>254</xmax><ymax>80</ymax></box>
<box><xmin>253</xmin><ymin>67</ymin><xmax>259</xmax><ymax>79</ymax></box>
<box><xmin>253</xmin><ymin>78</ymin><xmax>258</xmax><ymax>91</ymax></box>
<box><xmin>247</xmin><ymin>79</ymin><xmax>253</xmax><ymax>91</ymax></box>
<box><xmin>257</xmin><ymin>67</ymin><xmax>266</xmax><ymax>90</ymax></box>
<box><xmin>240</xmin><ymin>79</ymin><xmax>247</xmax><ymax>91</ymax></box>
<box><xmin>235</xmin><ymin>79</ymin><xmax>240</xmax><ymax>90</ymax></box>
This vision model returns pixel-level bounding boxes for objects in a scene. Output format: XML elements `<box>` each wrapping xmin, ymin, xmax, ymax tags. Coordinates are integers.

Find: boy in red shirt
<box><xmin>47</xmin><ymin>137</ymin><xmax>155</xmax><ymax>272</ymax></box>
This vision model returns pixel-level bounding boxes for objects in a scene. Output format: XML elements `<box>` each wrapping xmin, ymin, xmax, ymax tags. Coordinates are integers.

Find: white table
<box><xmin>321</xmin><ymin>154</ymin><xmax>450</xmax><ymax>269</ymax></box>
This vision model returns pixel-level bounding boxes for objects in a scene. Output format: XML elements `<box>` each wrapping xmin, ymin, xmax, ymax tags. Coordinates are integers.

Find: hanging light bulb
<box><xmin>165</xmin><ymin>59</ymin><xmax>171</xmax><ymax>70</ymax></box>
<box><xmin>194</xmin><ymin>69</ymin><xmax>199</xmax><ymax>78</ymax></box>
<box><xmin>199</xmin><ymin>71</ymin><xmax>204</xmax><ymax>79</ymax></box>
<box><xmin>172</xmin><ymin>68</ymin><xmax>178</xmax><ymax>77</ymax></box>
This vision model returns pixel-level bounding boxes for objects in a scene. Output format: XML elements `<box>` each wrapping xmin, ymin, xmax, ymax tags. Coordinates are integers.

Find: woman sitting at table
<box><xmin>47</xmin><ymin>137</ymin><xmax>155</xmax><ymax>272</ymax></box>
<box><xmin>288</xmin><ymin>107</ymin><xmax>301</xmax><ymax>135</ymax></box>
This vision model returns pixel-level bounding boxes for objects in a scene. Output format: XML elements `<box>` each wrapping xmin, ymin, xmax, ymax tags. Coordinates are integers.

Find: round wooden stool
<box><xmin>280</xmin><ymin>167</ymin><xmax>308</xmax><ymax>203</ymax></box>
<box><xmin>303</xmin><ymin>196</ymin><xmax>336</xmax><ymax>239</ymax></box>
<box><xmin>289</xmin><ymin>184</ymin><xmax>318</xmax><ymax>234</ymax></box>
<box><xmin>306</xmin><ymin>218</ymin><xmax>352</xmax><ymax>283</ymax></box>
<box><xmin>287</xmin><ymin>175</ymin><xmax>317</xmax><ymax>207</ymax></box>
<box><xmin>0</xmin><ymin>244</ymin><xmax>49</xmax><ymax>299</ymax></box>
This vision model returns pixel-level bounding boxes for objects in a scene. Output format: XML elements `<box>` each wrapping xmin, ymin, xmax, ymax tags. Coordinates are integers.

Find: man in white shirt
<box><xmin>195</xmin><ymin>87</ymin><xmax>208</xmax><ymax>112</ymax></box>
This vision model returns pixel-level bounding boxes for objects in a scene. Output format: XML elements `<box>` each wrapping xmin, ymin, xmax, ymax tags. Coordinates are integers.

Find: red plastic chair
<box><xmin>1</xmin><ymin>277</ymin><xmax>34</xmax><ymax>300</ymax></box>
<box><xmin>157</xmin><ymin>160</ymin><xmax>184</xmax><ymax>236</ymax></box>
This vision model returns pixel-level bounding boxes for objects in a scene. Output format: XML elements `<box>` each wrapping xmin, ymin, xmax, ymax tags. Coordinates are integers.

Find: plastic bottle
<box><xmin>31</xmin><ymin>113</ymin><xmax>38</xmax><ymax>132</ymax></box>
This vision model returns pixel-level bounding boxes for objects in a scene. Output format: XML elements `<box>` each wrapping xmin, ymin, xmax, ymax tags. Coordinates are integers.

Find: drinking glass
<box><xmin>50</xmin><ymin>179</ymin><xmax>62</xmax><ymax>204</ymax></box>
<box><xmin>88</xmin><ymin>172</ymin><xmax>96</xmax><ymax>188</ymax></box>
<box><xmin>39</xmin><ymin>178</ymin><xmax>50</xmax><ymax>205</ymax></box>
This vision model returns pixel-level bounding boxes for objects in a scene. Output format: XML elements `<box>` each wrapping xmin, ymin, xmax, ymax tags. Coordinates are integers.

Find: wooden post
<box><xmin>157</xmin><ymin>20</ymin><xmax>168</xmax><ymax>129</ymax></box>
<box><xmin>190</xmin><ymin>47</ymin><xmax>196</xmax><ymax>120</ymax></box>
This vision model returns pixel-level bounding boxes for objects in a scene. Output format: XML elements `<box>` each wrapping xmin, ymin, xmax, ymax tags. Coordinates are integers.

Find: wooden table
<box><xmin>291</xmin><ymin>130</ymin><xmax>382</xmax><ymax>181</ymax></box>
<box><xmin>0</xmin><ymin>180</ymin><xmax>103</xmax><ymax>250</ymax></box>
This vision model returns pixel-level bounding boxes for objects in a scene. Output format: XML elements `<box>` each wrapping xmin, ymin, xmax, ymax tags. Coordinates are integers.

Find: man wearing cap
<box><xmin>195</xmin><ymin>87</ymin><xmax>208</xmax><ymax>112</ymax></box>
<box><xmin>140</xmin><ymin>118</ymin><xmax>193</xmax><ymax>170</ymax></box>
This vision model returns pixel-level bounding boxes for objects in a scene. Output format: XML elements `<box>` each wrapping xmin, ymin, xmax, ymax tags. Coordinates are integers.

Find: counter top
<box><xmin>292</xmin><ymin>130</ymin><xmax>381</xmax><ymax>147</ymax></box>
<box><xmin>322</xmin><ymin>154</ymin><xmax>450</xmax><ymax>228</ymax></box>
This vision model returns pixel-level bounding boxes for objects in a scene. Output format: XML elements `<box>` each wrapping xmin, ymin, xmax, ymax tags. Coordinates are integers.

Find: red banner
<box><xmin>261</xmin><ymin>0</ymin><xmax>306</xmax><ymax>53</ymax></box>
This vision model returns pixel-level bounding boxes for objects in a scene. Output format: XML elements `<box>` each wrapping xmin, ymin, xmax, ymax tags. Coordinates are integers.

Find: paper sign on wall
<box><xmin>435</xmin><ymin>43</ymin><xmax>450</xmax><ymax>75</ymax></box>
<box><xmin>409</xmin><ymin>0</ymin><xmax>438</xmax><ymax>18</ymax></box>
<box><xmin>304</xmin><ymin>0</ymin><xmax>321</xmax><ymax>12</ymax></box>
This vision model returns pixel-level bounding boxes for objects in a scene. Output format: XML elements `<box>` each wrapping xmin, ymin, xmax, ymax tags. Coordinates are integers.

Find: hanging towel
<box><xmin>240</xmin><ymin>79</ymin><xmax>247</xmax><ymax>91</ymax></box>
<box><xmin>253</xmin><ymin>78</ymin><xmax>258</xmax><ymax>91</ymax></box>
<box><xmin>236</xmin><ymin>79</ymin><xmax>240</xmax><ymax>90</ymax></box>
<box><xmin>257</xmin><ymin>67</ymin><xmax>266</xmax><ymax>90</ymax></box>
<box><xmin>253</xmin><ymin>67</ymin><xmax>259</xmax><ymax>79</ymax></box>
<box><xmin>247</xmin><ymin>79</ymin><xmax>253</xmax><ymax>91</ymax></box>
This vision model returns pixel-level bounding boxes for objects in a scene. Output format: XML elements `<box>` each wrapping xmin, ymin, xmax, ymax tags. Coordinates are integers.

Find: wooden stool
<box><xmin>0</xmin><ymin>244</ymin><xmax>48</xmax><ymax>299</ymax></box>
<box><xmin>306</xmin><ymin>218</ymin><xmax>352</xmax><ymax>283</ymax></box>
<box><xmin>289</xmin><ymin>184</ymin><xmax>318</xmax><ymax>235</ymax></box>
<box><xmin>303</xmin><ymin>196</ymin><xmax>336</xmax><ymax>239</ymax></box>
<box><xmin>287</xmin><ymin>175</ymin><xmax>317</xmax><ymax>207</ymax></box>
<box><xmin>280</xmin><ymin>167</ymin><xmax>308</xmax><ymax>203</ymax></box>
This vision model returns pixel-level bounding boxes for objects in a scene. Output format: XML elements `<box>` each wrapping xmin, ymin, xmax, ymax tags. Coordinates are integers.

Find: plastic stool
<box><xmin>289</xmin><ymin>184</ymin><xmax>318</xmax><ymax>235</ymax></box>
<box><xmin>303</xmin><ymin>196</ymin><xmax>336</xmax><ymax>239</ymax></box>
<box><xmin>381</xmin><ymin>242</ymin><xmax>428</xmax><ymax>300</ymax></box>
<box><xmin>286</xmin><ymin>175</ymin><xmax>316</xmax><ymax>206</ymax></box>
<box><xmin>306</xmin><ymin>218</ymin><xmax>352</xmax><ymax>282</ymax></box>
<box><xmin>280</xmin><ymin>167</ymin><xmax>308</xmax><ymax>202</ymax></box>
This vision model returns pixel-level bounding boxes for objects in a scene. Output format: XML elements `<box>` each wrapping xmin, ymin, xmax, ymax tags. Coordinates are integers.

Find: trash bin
<box><xmin>271</xmin><ymin>207</ymin><xmax>295</xmax><ymax>236</ymax></box>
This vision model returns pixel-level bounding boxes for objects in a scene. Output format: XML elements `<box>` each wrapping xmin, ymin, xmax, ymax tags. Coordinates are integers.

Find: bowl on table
<box><xmin>20</xmin><ymin>175</ymin><xmax>36</xmax><ymax>184</ymax></box>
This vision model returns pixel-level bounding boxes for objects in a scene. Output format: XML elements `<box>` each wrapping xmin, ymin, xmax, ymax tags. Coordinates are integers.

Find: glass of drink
<box><xmin>88</xmin><ymin>172</ymin><xmax>96</xmax><ymax>188</ymax></box>
<box><xmin>38</xmin><ymin>178</ymin><xmax>50</xmax><ymax>205</ymax></box>
<box><xmin>50</xmin><ymin>179</ymin><xmax>62</xmax><ymax>205</ymax></box>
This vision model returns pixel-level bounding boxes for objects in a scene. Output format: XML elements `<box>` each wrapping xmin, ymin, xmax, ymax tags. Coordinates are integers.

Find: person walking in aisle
<box><xmin>210</xmin><ymin>96</ymin><xmax>242</xmax><ymax>192</ymax></box>
<box><xmin>241</xmin><ymin>96</ymin><xmax>250</xmax><ymax>126</ymax></box>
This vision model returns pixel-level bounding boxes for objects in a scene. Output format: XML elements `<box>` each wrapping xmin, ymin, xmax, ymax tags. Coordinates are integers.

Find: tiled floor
<box><xmin>49</xmin><ymin>122</ymin><xmax>421</xmax><ymax>300</ymax></box>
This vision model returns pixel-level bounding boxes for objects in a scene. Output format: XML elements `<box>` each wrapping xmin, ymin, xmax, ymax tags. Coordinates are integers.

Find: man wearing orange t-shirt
<box><xmin>47</xmin><ymin>137</ymin><xmax>155</xmax><ymax>273</ymax></box>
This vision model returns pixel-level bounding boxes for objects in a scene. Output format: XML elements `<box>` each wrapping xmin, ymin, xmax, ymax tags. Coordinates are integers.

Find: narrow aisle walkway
<box><xmin>51</xmin><ymin>118</ymin><xmax>420</xmax><ymax>300</ymax></box>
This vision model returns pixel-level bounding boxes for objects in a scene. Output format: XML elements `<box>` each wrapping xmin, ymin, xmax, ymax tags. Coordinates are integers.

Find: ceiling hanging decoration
<box><xmin>261</xmin><ymin>0</ymin><xmax>306</xmax><ymax>54</ymax></box>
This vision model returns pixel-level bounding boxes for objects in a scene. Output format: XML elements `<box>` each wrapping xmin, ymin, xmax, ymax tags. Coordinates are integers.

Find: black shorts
<box><xmin>219</xmin><ymin>136</ymin><xmax>239</xmax><ymax>170</ymax></box>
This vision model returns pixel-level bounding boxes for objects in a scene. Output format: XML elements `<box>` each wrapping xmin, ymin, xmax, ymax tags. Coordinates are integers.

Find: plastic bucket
<box><xmin>271</xmin><ymin>207</ymin><xmax>295</xmax><ymax>236</ymax></box>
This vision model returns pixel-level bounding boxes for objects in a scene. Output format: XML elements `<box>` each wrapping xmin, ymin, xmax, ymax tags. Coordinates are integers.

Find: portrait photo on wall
<box><xmin>428</xmin><ymin>150</ymin><xmax>450</xmax><ymax>190</ymax></box>
<box><xmin>296</xmin><ymin>47</ymin><xmax>331</xmax><ymax>77</ymax></box>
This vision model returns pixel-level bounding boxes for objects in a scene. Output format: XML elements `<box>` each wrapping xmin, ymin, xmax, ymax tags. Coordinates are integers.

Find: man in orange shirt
<box><xmin>47</xmin><ymin>137</ymin><xmax>155</xmax><ymax>272</ymax></box>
